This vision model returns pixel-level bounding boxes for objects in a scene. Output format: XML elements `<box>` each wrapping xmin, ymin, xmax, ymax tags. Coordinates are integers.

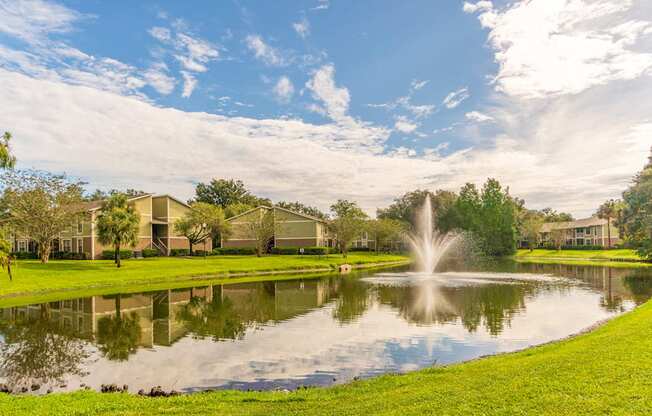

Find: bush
<box><xmin>51</xmin><ymin>251</ymin><xmax>87</xmax><ymax>260</ymax></box>
<box><xmin>192</xmin><ymin>250</ymin><xmax>208</xmax><ymax>256</ymax></box>
<box><xmin>170</xmin><ymin>248</ymin><xmax>190</xmax><ymax>257</ymax></box>
<box><xmin>101</xmin><ymin>250</ymin><xmax>133</xmax><ymax>260</ymax></box>
<box><xmin>302</xmin><ymin>246</ymin><xmax>329</xmax><ymax>255</ymax></box>
<box><xmin>349</xmin><ymin>246</ymin><xmax>371</xmax><ymax>252</ymax></box>
<box><xmin>12</xmin><ymin>251</ymin><xmax>38</xmax><ymax>260</ymax></box>
<box><xmin>212</xmin><ymin>247</ymin><xmax>257</xmax><ymax>255</ymax></box>
<box><xmin>271</xmin><ymin>246</ymin><xmax>299</xmax><ymax>255</ymax></box>
<box><xmin>142</xmin><ymin>248</ymin><xmax>159</xmax><ymax>258</ymax></box>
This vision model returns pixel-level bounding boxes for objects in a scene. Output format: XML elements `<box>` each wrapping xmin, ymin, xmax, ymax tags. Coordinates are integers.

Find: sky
<box><xmin>0</xmin><ymin>0</ymin><xmax>651</xmax><ymax>217</ymax></box>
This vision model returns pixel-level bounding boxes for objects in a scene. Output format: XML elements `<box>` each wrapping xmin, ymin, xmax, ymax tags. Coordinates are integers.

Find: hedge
<box><xmin>302</xmin><ymin>246</ymin><xmax>330</xmax><ymax>255</ymax></box>
<box><xmin>12</xmin><ymin>252</ymin><xmax>38</xmax><ymax>260</ymax></box>
<box><xmin>349</xmin><ymin>247</ymin><xmax>371</xmax><ymax>252</ymax></box>
<box><xmin>101</xmin><ymin>250</ymin><xmax>133</xmax><ymax>260</ymax></box>
<box><xmin>142</xmin><ymin>248</ymin><xmax>160</xmax><ymax>258</ymax></box>
<box><xmin>271</xmin><ymin>247</ymin><xmax>299</xmax><ymax>255</ymax></box>
<box><xmin>50</xmin><ymin>251</ymin><xmax>87</xmax><ymax>260</ymax></box>
<box><xmin>170</xmin><ymin>248</ymin><xmax>189</xmax><ymax>257</ymax></box>
<box><xmin>212</xmin><ymin>247</ymin><xmax>257</xmax><ymax>255</ymax></box>
<box><xmin>543</xmin><ymin>245</ymin><xmax>609</xmax><ymax>251</ymax></box>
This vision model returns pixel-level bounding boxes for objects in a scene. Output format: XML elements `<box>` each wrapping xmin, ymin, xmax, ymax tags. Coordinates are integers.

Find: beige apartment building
<box><xmin>12</xmin><ymin>194</ymin><xmax>210</xmax><ymax>259</ymax></box>
<box><xmin>222</xmin><ymin>206</ymin><xmax>333</xmax><ymax>249</ymax></box>
<box><xmin>539</xmin><ymin>217</ymin><xmax>621</xmax><ymax>248</ymax></box>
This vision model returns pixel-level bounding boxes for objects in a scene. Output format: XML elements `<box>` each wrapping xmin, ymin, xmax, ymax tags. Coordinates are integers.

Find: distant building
<box><xmin>538</xmin><ymin>217</ymin><xmax>621</xmax><ymax>248</ymax></box>
<box><xmin>11</xmin><ymin>194</ymin><xmax>211</xmax><ymax>259</ymax></box>
<box><xmin>222</xmin><ymin>206</ymin><xmax>333</xmax><ymax>249</ymax></box>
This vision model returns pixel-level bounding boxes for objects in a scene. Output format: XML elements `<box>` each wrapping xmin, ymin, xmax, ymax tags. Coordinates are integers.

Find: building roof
<box><xmin>225</xmin><ymin>205</ymin><xmax>327</xmax><ymax>223</ymax></box>
<box><xmin>153</xmin><ymin>194</ymin><xmax>191</xmax><ymax>208</ymax></box>
<box><xmin>541</xmin><ymin>217</ymin><xmax>608</xmax><ymax>232</ymax></box>
<box><xmin>86</xmin><ymin>194</ymin><xmax>153</xmax><ymax>212</ymax></box>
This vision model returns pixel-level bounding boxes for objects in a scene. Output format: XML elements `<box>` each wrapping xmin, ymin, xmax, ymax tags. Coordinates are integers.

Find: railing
<box><xmin>152</xmin><ymin>238</ymin><xmax>168</xmax><ymax>255</ymax></box>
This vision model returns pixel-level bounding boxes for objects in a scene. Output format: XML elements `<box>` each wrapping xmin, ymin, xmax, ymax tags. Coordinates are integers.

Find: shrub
<box><xmin>101</xmin><ymin>249</ymin><xmax>133</xmax><ymax>260</ymax></box>
<box><xmin>12</xmin><ymin>251</ymin><xmax>38</xmax><ymax>260</ymax></box>
<box><xmin>50</xmin><ymin>251</ymin><xmax>87</xmax><ymax>260</ymax></box>
<box><xmin>349</xmin><ymin>247</ymin><xmax>371</xmax><ymax>252</ymax></box>
<box><xmin>170</xmin><ymin>248</ymin><xmax>190</xmax><ymax>257</ymax></box>
<box><xmin>302</xmin><ymin>246</ymin><xmax>329</xmax><ymax>255</ymax></box>
<box><xmin>271</xmin><ymin>246</ymin><xmax>299</xmax><ymax>255</ymax></box>
<box><xmin>192</xmin><ymin>250</ymin><xmax>208</xmax><ymax>256</ymax></box>
<box><xmin>212</xmin><ymin>247</ymin><xmax>257</xmax><ymax>255</ymax></box>
<box><xmin>142</xmin><ymin>248</ymin><xmax>159</xmax><ymax>258</ymax></box>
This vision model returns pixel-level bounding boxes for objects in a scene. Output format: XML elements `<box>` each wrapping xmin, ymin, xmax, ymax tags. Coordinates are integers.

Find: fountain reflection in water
<box><xmin>406</xmin><ymin>197</ymin><xmax>458</xmax><ymax>274</ymax></box>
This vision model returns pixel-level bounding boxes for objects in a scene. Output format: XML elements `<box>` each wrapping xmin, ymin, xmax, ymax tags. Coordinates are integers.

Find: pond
<box><xmin>1</xmin><ymin>261</ymin><xmax>651</xmax><ymax>394</ymax></box>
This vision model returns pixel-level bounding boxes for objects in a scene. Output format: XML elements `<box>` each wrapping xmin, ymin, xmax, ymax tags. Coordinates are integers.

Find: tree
<box><xmin>549</xmin><ymin>228</ymin><xmax>568</xmax><ymax>251</ymax></box>
<box><xmin>0</xmin><ymin>234</ymin><xmax>13</xmax><ymax>280</ymax></box>
<box><xmin>86</xmin><ymin>188</ymin><xmax>147</xmax><ymax>201</ymax></box>
<box><xmin>96</xmin><ymin>194</ymin><xmax>140</xmax><ymax>268</ymax></box>
<box><xmin>329</xmin><ymin>200</ymin><xmax>368</xmax><ymax>258</ymax></box>
<box><xmin>174</xmin><ymin>202</ymin><xmax>229</xmax><ymax>255</ymax></box>
<box><xmin>276</xmin><ymin>201</ymin><xmax>327</xmax><ymax>220</ymax></box>
<box><xmin>224</xmin><ymin>202</ymin><xmax>254</xmax><ymax>219</ymax></box>
<box><xmin>621</xmin><ymin>148</ymin><xmax>652</xmax><ymax>258</ymax></box>
<box><xmin>596</xmin><ymin>199</ymin><xmax>624</xmax><ymax>248</ymax></box>
<box><xmin>0</xmin><ymin>132</ymin><xmax>16</xmax><ymax>169</ymax></box>
<box><xmin>538</xmin><ymin>208</ymin><xmax>574</xmax><ymax>223</ymax></box>
<box><xmin>2</xmin><ymin>170</ymin><xmax>85</xmax><ymax>263</ymax></box>
<box><xmin>245</xmin><ymin>208</ymin><xmax>276</xmax><ymax>257</ymax></box>
<box><xmin>377</xmin><ymin>189</ymin><xmax>457</xmax><ymax>232</ymax></box>
<box><xmin>96</xmin><ymin>295</ymin><xmax>141</xmax><ymax>361</ymax></box>
<box><xmin>365</xmin><ymin>218</ymin><xmax>406</xmax><ymax>254</ymax></box>
<box><xmin>193</xmin><ymin>178</ymin><xmax>271</xmax><ymax>208</ymax></box>
<box><xmin>519</xmin><ymin>211</ymin><xmax>544</xmax><ymax>251</ymax></box>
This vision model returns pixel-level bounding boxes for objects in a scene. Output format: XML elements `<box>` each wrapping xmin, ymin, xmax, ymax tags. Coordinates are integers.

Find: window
<box><xmin>62</xmin><ymin>239</ymin><xmax>72</xmax><ymax>252</ymax></box>
<box><xmin>77</xmin><ymin>239</ymin><xmax>83</xmax><ymax>253</ymax></box>
<box><xmin>18</xmin><ymin>240</ymin><xmax>27</xmax><ymax>252</ymax></box>
<box><xmin>77</xmin><ymin>222</ymin><xmax>83</xmax><ymax>234</ymax></box>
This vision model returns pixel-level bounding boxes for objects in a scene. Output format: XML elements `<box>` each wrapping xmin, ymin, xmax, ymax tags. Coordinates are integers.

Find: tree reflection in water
<box><xmin>0</xmin><ymin>304</ymin><xmax>89</xmax><ymax>389</ymax></box>
<box><xmin>176</xmin><ymin>294</ymin><xmax>247</xmax><ymax>341</ymax></box>
<box><xmin>96</xmin><ymin>295</ymin><xmax>141</xmax><ymax>361</ymax></box>
<box><xmin>332</xmin><ymin>279</ymin><xmax>371</xmax><ymax>324</ymax></box>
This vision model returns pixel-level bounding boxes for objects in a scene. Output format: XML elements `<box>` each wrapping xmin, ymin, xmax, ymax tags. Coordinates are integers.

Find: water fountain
<box><xmin>405</xmin><ymin>197</ymin><xmax>458</xmax><ymax>274</ymax></box>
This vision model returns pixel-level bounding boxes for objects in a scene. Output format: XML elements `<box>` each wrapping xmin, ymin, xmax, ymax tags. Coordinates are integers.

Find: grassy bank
<box><xmin>2</xmin><ymin>287</ymin><xmax>651</xmax><ymax>415</ymax></box>
<box><xmin>0</xmin><ymin>253</ymin><xmax>409</xmax><ymax>301</ymax></box>
<box><xmin>516</xmin><ymin>248</ymin><xmax>642</xmax><ymax>260</ymax></box>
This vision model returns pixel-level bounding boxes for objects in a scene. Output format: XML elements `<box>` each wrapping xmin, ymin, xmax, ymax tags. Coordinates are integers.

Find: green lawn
<box><xmin>2</xmin><ymin>284</ymin><xmax>652</xmax><ymax>415</ymax></box>
<box><xmin>0</xmin><ymin>253</ymin><xmax>409</xmax><ymax>301</ymax></box>
<box><xmin>516</xmin><ymin>248</ymin><xmax>643</xmax><ymax>260</ymax></box>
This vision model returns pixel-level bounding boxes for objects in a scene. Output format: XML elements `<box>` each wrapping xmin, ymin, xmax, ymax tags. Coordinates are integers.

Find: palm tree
<box><xmin>596</xmin><ymin>199</ymin><xmax>624</xmax><ymax>248</ymax></box>
<box><xmin>0</xmin><ymin>132</ymin><xmax>16</xmax><ymax>169</ymax></box>
<box><xmin>96</xmin><ymin>295</ymin><xmax>141</xmax><ymax>361</ymax></box>
<box><xmin>96</xmin><ymin>194</ymin><xmax>140</xmax><ymax>268</ymax></box>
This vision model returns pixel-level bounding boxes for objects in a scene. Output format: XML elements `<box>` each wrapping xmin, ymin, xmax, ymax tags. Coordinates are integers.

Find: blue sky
<box><xmin>0</xmin><ymin>0</ymin><xmax>651</xmax><ymax>216</ymax></box>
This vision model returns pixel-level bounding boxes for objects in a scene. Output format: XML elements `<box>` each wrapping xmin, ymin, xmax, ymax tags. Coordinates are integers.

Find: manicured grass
<box><xmin>0</xmin><ymin>253</ymin><xmax>409</xmax><ymax>301</ymax></box>
<box><xmin>2</xmin><ymin>285</ymin><xmax>652</xmax><ymax>415</ymax></box>
<box><xmin>516</xmin><ymin>248</ymin><xmax>643</xmax><ymax>260</ymax></box>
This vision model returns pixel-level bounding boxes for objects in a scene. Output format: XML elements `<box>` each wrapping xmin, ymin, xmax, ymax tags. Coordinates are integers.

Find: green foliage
<box><xmin>2</xmin><ymin>170</ymin><xmax>86</xmax><ymax>263</ymax></box>
<box><xmin>224</xmin><ymin>202</ymin><xmax>254</xmax><ymax>219</ymax></box>
<box><xmin>212</xmin><ymin>247</ymin><xmax>257</xmax><ymax>255</ymax></box>
<box><xmin>174</xmin><ymin>202</ymin><xmax>228</xmax><ymax>254</ymax></box>
<box><xmin>141</xmin><ymin>248</ymin><xmax>159</xmax><ymax>258</ymax></box>
<box><xmin>11</xmin><ymin>251</ymin><xmax>38</xmax><ymax>260</ymax></box>
<box><xmin>537</xmin><ymin>207</ymin><xmax>574</xmax><ymax>222</ymax></box>
<box><xmin>365</xmin><ymin>218</ymin><xmax>406</xmax><ymax>253</ymax></box>
<box><xmin>85</xmin><ymin>188</ymin><xmax>147</xmax><ymax>201</ymax></box>
<box><xmin>101</xmin><ymin>250</ymin><xmax>133</xmax><ymax>260</ymax></box>
<box><xmin>170</xmin><ymin>248</ymin><xmax>190</xmax><ymax>256</ymax></box>
<box><xmin>0</xmin><ymin>234</ymin><xmax>13</xmax><ymax>280</ymax></box>
<box><xmin>0</xmin><ymin>132</ymin><xmax>16</xmax><ymax>169</ymax></box>
<box><xmin>271</xmin><ymin>246</ymin><xmax>299</xmax><ymax>255</ymax></box>
<box><xmin>377</xmin><ymin>189</ymin><xmax>457</xmax><ymax>232</ymax></box>
<box><xmin>50</xmin><ymin>251</ymin><xmax>87</xmax><ymax>260</ymax></box>
<box><xmin>518</xmin><ymin>210</ymin><xmax>544</xmax><ymax>250</ymax></box>
<box><xmin>329</xmin><ymin>200</ymin><xmax>368</xmax><ymax>258</ymax></box>
<box><xmin>96</xmin><ymin>194</ymin><xmax>140</xmax><ymax>268</ymax></box>
<box><xmin>302</xmin><ymin>246</ymin><xmax>329</xmax><ymax>255</ymax></box>
<box><xmin>193</xmin><ymin>178</ymin><xmax>271</xmax><ymax>208</ymax></box>
<box><xmin>621</xmin><ymin>148</ymin><xmax>652</xmax><ymax>259</ymax></box>
<box><xmin>276</xmin><ymin>201</ymin><xmax>327</xmax><ymax>220</ymax></box>
<box><xmin>452</xmin><ymin>179</ymin><xmax>518</xmax><ymax>256</ymax></box>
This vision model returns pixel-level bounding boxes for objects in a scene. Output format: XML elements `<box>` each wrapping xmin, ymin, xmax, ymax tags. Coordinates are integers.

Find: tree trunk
<box><xmin>606</xmin><ymin>217</ymin><xmax>612</xmax><ymax>248</ymax></box>
<box><xmin>7</xmin><ymin>260</ymin><xmax>12</xmax><ymax>281</ymax></box>
<box><xmin>115</xmin><ymin>243</ymin><xmax>121</xmax><ymax>268</ymax></box>
<box><xmin>189</xmin><ymin>241</ymin><xmax>194</xmax><ymax>256</ymax></box>
<box><xmin>39</xmin><ymin>243</ymin><xmax>51</xmax><ymax>264</ymax></box>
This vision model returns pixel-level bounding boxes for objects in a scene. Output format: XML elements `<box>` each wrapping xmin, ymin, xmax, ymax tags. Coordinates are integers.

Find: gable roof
<box><xmin>153</xmin><ymin>194</ymin><xmax>191</xmax><ymax>209</ymax></box>
<box><xmin>541</xmin><ymin>216</ymin><xmax>608</xmax><ymax>232</ymax></box>
<box><xmin>272</xmin><ymin>205</ymin><xmax>327</xmax><ymax>223</ymax></box>
<box><xmin>86</xmin><ymin>193</ymin><xmax>152</xmax><ymax>212</ymax></box>
<box><xmin>225</xmin><ymin>206</ymin><xmax>272</xmax><ymax>222</ymax></box>
<box><xmin>225</xmin><ymin>205</ymin><xmax>327</xmax><ymax>223</ymax></box>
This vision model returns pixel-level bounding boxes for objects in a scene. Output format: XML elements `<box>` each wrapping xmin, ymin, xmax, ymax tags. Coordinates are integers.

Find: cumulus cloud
<box><xmin>0</xmin><ymin>0</ymin><xmax>85</xmax><ymax>44</ymax></box>
<box><xmin>465</xmin><ymin>111</ymin><xmax>493</xmax><ymax>122</ymax></box>
<box><xmin>144</xmin><ymin>63</ymin><xmax>175</xmax><ymax>95</ymax></box>
<box><xmin>442</xmin><ymin>87</ymin><xmax>470</xmax><ymax>109</ymax></box>
<box><xmin>245</xmin><ymin>35</ymin><xmax>288</xmax><ymax>66</ymax></box>
<box><xmin>293</xmin><ymin>17</ymin><xmax>310</xmax><ymax>38</ymax></box>
<box><xmin>273</xmin><ymin>76</ymin><xmax>294</xmax><ymax>103</ymax></box>
<box><xmin>462</xmin><ymin>1</ymin><xmax>493</xmax><ymax>14</ymax></box>
<box><xmin>181</xmin><ymin>71</ymin><xmax>197</xmax><ymax>98</ymax></box>
<box><xmin>394</xmin><ymin>116</ymin><xmax>418</xmax><ymax>133</ymax></box>
<box><xmin>468</xmin><ymin>0</ymin><xmax>652</xmax><ymax>98</ymax></box>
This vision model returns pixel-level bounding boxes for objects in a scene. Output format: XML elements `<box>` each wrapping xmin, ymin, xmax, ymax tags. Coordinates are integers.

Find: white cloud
<box><xmin>273</xmin><ymin>76</ymin><xmax>294</xmax><ymax>103</ymax></box>
<box><xmin>394</xmin><ymin>116</ymin><xmax>418</xmax><ymax>133</ymax></box>
<box><xmin>470</xmin><ymin>0</ymin><xmax>652</xmax><ymax>98</ymax></box>
<box><xmin>0</xmin><ymin>0</ymin><xmax>84</xmax><ymax>44</ymax></box>
<box><xmin>293</xmin><ymin>17</ymin><xmax>310</xmax><ymax>39</ymax></box>
<box><xmin>245</xmin><ymin>35</ymin><xmax>288</xmax><ymax>67</ymax></box>
<box><xmin>442</xmin><ymin>87</ymin><xmax>470</xmax><ymax>109</ymax></box>
<box><xmin>305</xmin><ymin>64</ymin><xmax>350</xmax><ymax>122</ymax></box>
<box><xmin>411</xmin><ymin>79</ymin><xmax>429</xmax><ymax>90</ymax></box>
<box><xmin>148</xmin><ymin>26</ymin><xmax>171</xmax><ymax>42</ymax></box>
<box><xmin>181</xmin><ymin>71</ymin><xmax>197</xmax><ymax>98</ymax></box>
<box><xmin>144</xmin><ymin>63</ymin><xmax>175</xmax><ymax>95</ymax></box>
<box><xmin>367</xmin><ymin>80</ymin><xmax>435</xmax><ymax>119</ymax></box>
<box><xmin>465</xmin><ymin>111</ymin><xmax>493</xmax><ymax>122</ymax></box>
<box><xmin>463</xmin><ymin>1</ymin><xmax>493</xmax><ymax>14</ymax></box>
<box><xmin>311</xmin><ymin>0</ymin><xmax>329</xmax><ymax>11</ymax></box>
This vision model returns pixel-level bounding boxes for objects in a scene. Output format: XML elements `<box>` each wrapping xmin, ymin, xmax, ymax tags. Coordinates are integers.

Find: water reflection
<box><xmin>0</xmin><ymin>262</ymin><xmax>650</xmax><ymax>393</ymax></box>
